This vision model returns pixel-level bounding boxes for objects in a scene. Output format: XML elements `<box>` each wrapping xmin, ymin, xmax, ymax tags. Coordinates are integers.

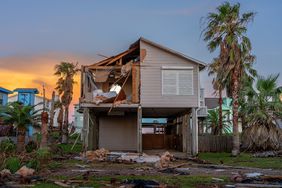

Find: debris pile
<box><xmin>229</xmin><ymin>172</ymin><xmax>282</xmax><ymax>187</ymax></box>
<box><xmin>253</xmin><ymin>151</ymin><xmax>282</xmax><ymax>158</ymax></box>
<box><xmin>84</xmin><ymin>149</ymin><xmax>176</xmax><ymax>169</ymax></box>
<box><xmin>86</xmin><ymin>148</ymin><xmax>109</xmax><ymax>161</ymax></box>
<box><xmin>155</xmin><ymin>151</ymin><xmax>174</xmax><ymax>169</ymax></box>
<box><xmin>0</xmin><ymin>166</ymin><xmax>40</xmax><ymax>187</ymax></box>
<box><xmin>16</xmin><ymin>166</ymin><xmax>35</xmax><ymax>177</ymax></box>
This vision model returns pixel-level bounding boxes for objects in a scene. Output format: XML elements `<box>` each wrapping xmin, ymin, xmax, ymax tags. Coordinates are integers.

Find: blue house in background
<box><xmin>0</xmin><ymin>87</ymin><xmax>12</xmax><ymax>106</ymax></box>
<box><xmin>13</xmin><ymin>88</ymin><xmax>39</xmax><ymax>136</ymax></box>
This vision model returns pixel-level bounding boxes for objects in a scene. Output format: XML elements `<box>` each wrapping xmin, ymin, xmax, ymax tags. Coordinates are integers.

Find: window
<box><xmin>162</xmin><ymin>67</ymin><xmax>193</xmax><ymax>95</ymax></box>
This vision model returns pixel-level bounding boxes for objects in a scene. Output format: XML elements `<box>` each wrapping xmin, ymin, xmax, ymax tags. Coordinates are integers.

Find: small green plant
<box><xmin>35</xmin><ymin>132</ymin><xmax>42</xmax><ymax>144</ymax></box>
<box><xmin>47</xmin><ymin>161</ymin><xmax>62</xmax><ymax>170</ymax></box>
<box><xmin>26</xmin><ymin>159</ymin><xmax>40</xmax><ymax>171</ymax></box>
<box><xmin>36</xmin><ymin>148</ymin><xmax>52</xmax><ymax>161</ymax></box>
<box><xmin>0</xmin><ymin>138</ymin><xmax>16</xmax><ymax>153</ymax></box>
<box><xmin>5</xmin><ymin>157</ymin><xmax>21</xmax><ymax>173</ymax></box>
<box><xmin>25</xmin><ymin>141</ymin><xmax>38</xmax><ymax>153</ymax></box>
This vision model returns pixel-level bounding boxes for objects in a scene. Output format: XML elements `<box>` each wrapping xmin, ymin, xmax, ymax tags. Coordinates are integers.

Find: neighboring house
<box><xmin>204</xmin><ymin>97</ymin><xmax>242</xmax><ymax>133</ymax></box>
<box><xmin>0</xmin><ymin>87</ymin><xmax>15</xmax><ymax>140</ymax></box>
<box><xmin>80</xmin><ymin>37</ymin><xmax>206</xmax><ymax>155</ymax></box>
<box><xmin>9</xmin><ymin>88</ymin><xmax>58</xmax><ymax>135</ymax></box>
<box><xmin>0</xmin><ymin>87</ymin><xmax>12</xmax><ymax>106</ymax></box>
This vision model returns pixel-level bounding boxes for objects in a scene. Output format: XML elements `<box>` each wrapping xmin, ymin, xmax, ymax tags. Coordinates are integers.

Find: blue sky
<box><xmin>0</xmin><ymin>0</ymin><xmax>281</xmax><ymax>98</ymax></box>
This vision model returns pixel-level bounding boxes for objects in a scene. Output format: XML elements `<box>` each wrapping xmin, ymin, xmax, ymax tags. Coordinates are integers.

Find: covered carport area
<box><xmin>81</xmin><ymin>103</ymin><xmax>199</xmax><ymax>156</ymax></box>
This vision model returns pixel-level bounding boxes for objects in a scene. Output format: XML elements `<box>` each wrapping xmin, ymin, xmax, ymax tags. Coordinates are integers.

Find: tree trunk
<box><xmin>49</xmin><ymin>91</ymin><xmax>55</xmax><ymax>130</ymax></box>
<box><xmin>232</xmin><ymin>69</ymin><xmax>240</xmax><ymax>156</ymax></box>
<box><xmin>17</xmin><ymin>127</ymin><xmax>26</xmax><ymax>152</ymax></box>
<box><xmin>40</xmin><ymin>112</ymin><xmax>49</xmax><ymax>148</ymax></box>
<box><xmin>218</xmin><ymin>88</ymin><xmax>223</xmax><ymax>135</ymax></box>
<box><xmin>57</xmin><ymin>106</ymin><xmax>63</xmax><ymax>139</ymax></box>
<box><xmin>62</xmin><ymin>106</ymin><xmax>69</xmax><ymax>144</ymax></box>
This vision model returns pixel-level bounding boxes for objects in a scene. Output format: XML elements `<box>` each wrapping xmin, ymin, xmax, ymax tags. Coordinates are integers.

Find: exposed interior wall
<box><xmin>122</xmin><ymin>78</ymin><xmax>132</xmax><ymax>101</ymax></box>
<box><xmin>99</xmin><ymin>113</ymin><xmax>137</xmax><ymax>151</ymax></box>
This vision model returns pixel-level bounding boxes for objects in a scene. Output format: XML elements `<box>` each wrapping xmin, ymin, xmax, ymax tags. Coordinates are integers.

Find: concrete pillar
<box><xmin>192</xmin><ymin>108</ymin><xmax>198</xmax><ymax>156</ymax></box>
<box><xmin>88</xmin><ymin>110</ymin><xmax>99</xmax><ymax>150</ymax></box>
<box><xmin>82</xmin><ymin>108</ymin><xmax>89</xmax><ymax>151</ymax></box>
<box><xmin>137</xmin><ymin>105</ymin><xmax>142</xmax><ymax>153</ymax></box>
<box><xmin>182</xmin><ymin>115</ymin><xmax>187</xmax><ymax>153</ymax></box>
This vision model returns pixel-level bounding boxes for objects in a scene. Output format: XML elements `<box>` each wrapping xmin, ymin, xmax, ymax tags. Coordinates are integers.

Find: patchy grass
<box><xmin>47</xmin><ymin>161</ymin><xmax>62</xmax><ymax>170</ymax></box>
<box><xmin>199</xmin><ymin>152</ymin><xmax>282</xmax><ymax>169</ymax></box>
<box><xmin>36</xmin><ymin>175</ymin><xmax>228</xmax><ymax>188</ymax></box>
<box><xmin>34</xmin><ymin>183</ymin><xmax>61</xmax><ymax>188</ymax></box>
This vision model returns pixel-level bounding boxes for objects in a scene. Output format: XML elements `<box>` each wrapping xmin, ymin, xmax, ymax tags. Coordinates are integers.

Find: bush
<box><xmin>0</xmin><ymin>138</ymin><xmax>16</xmax><ymax>153</ymax></box>
<box><xmin>26</xmin><ymin>159</ymin><xmax>40</xmax><ymax>171</ymax></box>
<box><xmin>5</xmin><ymin>157</ymin><xmax>21</xmax><ymax>173</ymax></box>
<box><xmin>25</xmin><ymin>141</ymin><xmax>38</xmax><ymax>153</ymax></box>
<box><xmin>36</xmin><ymin>148</ymin><xmax>52</xmax><ymax>161</ymax></box>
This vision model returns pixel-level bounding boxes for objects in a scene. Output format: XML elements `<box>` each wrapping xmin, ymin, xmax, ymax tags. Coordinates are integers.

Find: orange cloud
<box><xmin>0</xmin><ymin>52</ymin><xmax>97</xmax><ymax>121</ymax></box>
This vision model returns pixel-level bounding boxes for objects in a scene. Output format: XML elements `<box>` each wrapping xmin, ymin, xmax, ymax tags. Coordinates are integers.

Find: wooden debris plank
<box><xmin>131</xmin><ymin>62</ymin><xmax>140</xmax><ymax>103</ymax></box>
<box><xmin>108</xmin><ymin>71</ymin><xmax>131</xmax><ymax>113</ymax></box>
<box><xmin>105</xmin><ymin>46</ymin><xmax>138</xmax><ymax>66</ymax></box>
<box><xmin>88</xmin><ymin>66</ymin><xmax>122</xmax><ymax>70</ymax></box>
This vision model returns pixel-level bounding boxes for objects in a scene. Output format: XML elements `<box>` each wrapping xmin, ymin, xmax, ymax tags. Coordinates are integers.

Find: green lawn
<box><xmin>199</xmin><ymin>152</ymin><xmax>282</xmax><ymax>169</ymax></box>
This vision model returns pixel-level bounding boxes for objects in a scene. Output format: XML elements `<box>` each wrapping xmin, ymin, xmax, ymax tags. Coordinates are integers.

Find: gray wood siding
<box><xmin>140</xmin><ymin>41</ymin><xmax>199</xmax><ymax>108</ymax></box>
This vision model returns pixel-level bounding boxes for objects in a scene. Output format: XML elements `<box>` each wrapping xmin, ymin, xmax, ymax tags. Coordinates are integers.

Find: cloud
<box><xmin>0</xmin><ymin>52</ymin><xmax>96</xmax><ymax>75</ymax></box>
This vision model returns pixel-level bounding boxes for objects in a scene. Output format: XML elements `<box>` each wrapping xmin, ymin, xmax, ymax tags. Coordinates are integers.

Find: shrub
<box><xmin>26</xmin><ymin>159</ymin><xmax>40</xmax><ymax>171</ymax></box>
<box><xmin>5</xmin><ymin>157</ymin><xmax>21</xmax><ymax>173</ymax></box>
<box><xmin>0</xmin><ymin>138</ymin><xmax>16</xmax><ymax>153</ymax></box>
<box><xmin>25</xmin><ymin>141</ymin><xmax>38</xmax><ymax>153</ymax></box>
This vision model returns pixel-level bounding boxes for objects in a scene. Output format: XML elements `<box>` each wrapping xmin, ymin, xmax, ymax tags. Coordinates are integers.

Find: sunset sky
<box><xmin>0</xmin><ymin>0</ymin><xmax>281</xmax><ymax>119</ymax></box>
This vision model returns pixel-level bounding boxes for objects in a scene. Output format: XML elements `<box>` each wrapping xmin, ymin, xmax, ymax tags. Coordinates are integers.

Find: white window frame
<box><xmin>161</xmin><ymin>66</ymin><xmax>194</xmax><ymax>96</ymax></box>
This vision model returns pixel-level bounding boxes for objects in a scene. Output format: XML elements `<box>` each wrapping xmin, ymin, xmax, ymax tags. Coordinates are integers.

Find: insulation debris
<box><xmin>86</xmin><ymin>148</ymin><xmax>109</xmax><ymax>161</ymax></box>
<box><xmin>92</xmin><ymin>89</ymin><xmax>127</xmax><ymax>105</ymax></box>
<box><xmin>15</xmin><ymin>166</ymin><xmax>35</xmax><ymax>177</ymax></box>
<box><xmin>155</xmin><ymin>151</ymin><xmax>174</xmax><ymax>169</ymax></box>
<box><xmin>0</xmin><ymin>169</ymin><xmax>11</xmax><ymax>177</ymax></box>
<box><xmin>121</xmin><ymin>61</ymin><xmax>132</xmax><ymax>76</ymax></box>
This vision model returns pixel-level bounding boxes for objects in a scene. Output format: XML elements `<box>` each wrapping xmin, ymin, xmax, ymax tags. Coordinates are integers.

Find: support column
<box><xmin>182</xmin><ymin>115</ymin><xmax>187</xmax><ymax>153</ymax></box>
<box><xmin>82</xmin><ymin>108</ymin><xmax>89</xmax><ymax>151</ymax></box>
<box><xmin>137</xmin><ymin>105</ymin><xmax>142</xmax><ymax>153</ymax></box>
<box><xmin>88</xmin><ymin>110</ymin><xmax>99</xmax><ymax>150</ymax></box>
<box><xmin>192</xmin><ymin>108</ymin><xmax>198</xmax><ymax>156</ymax></box>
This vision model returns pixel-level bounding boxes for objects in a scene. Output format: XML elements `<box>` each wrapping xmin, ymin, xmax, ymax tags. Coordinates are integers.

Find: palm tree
<box><xmin>207</xmin><ymin>109</ymin><xmax>232</xmax><ymax>135</ymax></box>
<box><xmin>54</xmin><ymin>99</ymin><xmax>63</xmax><ymax>138</ymax></box>
<box><xmin>0</xmin><ymin>102</ymin><xmax>40</xmax><ymax>152</ymax></box>
<box><xmin>203</xmin><ymin>2</ymin><xmax>256</xmax><ymax>156</ymax></box>
<box><xmin>208</xmin><ymin>58</ymin><xmax>225</xmax><ymax>135</ymax></box>
<box><xmin>242</xmin><ymin>74</ymin><xmax>282</xmax><ymax>151</ymax></box>
<box><xmin>54</xmin><ymin>62</ymin><xmax>79</xmax><ymax>144</ymax></box>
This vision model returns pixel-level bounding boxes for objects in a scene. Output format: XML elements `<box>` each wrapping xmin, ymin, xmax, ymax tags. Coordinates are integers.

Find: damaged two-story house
<box><xmin>79</xmin><ymin>37</ymin><xmax>206</xmax><ymax>156</ymax></box>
